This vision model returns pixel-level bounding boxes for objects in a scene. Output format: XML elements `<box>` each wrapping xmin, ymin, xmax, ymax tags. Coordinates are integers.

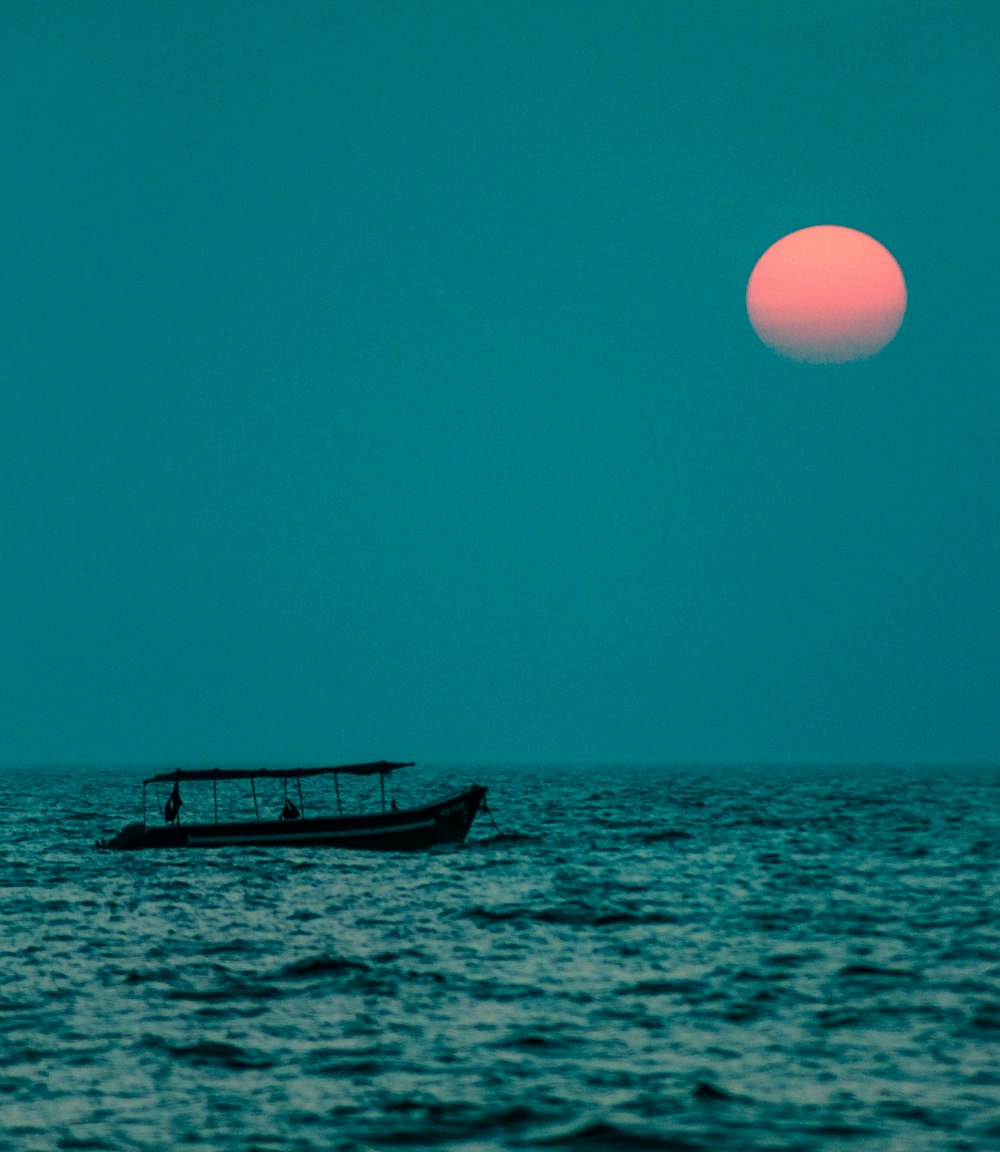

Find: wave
<box><xmin>276</xmin><ymin>955</ymin><xmax>372</xmax><ymax>979</ymax></box>
<box><xmin>462</xmin><ymin>904</ymin><xmax>678</xmax><ymax>927</ymax></box>
<box><xmin>692</xmin><ymin>1080</ymin><xmax>750</xmax><ymax>1103</ymax></box>
<box><xmin>141</xmin><ymin>1036</ymin><xmax>274</xmax><ymax>1070</ymax></box>
<box><xmin>533</xmin><ymin>1120</ymin><xmax>706</xmax><ymax>1151</ymax></box>
<box><xmin>838</xmin><ymin>963</ymin><xmax>921</xmax><ymax>980</ymax></box>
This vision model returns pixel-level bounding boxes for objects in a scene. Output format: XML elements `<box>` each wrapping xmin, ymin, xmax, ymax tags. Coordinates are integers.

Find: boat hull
<box><xmin>98</xmin><ymin>785</ymin><xmax>487</xmax><ymax>852</ymax></box>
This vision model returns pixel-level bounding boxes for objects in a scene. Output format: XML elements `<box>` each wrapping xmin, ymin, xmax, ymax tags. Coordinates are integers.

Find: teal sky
<box><xmin>2</xmin><ymin>2</ymin><xmax>997</xmax><ymax>765</ymax></box>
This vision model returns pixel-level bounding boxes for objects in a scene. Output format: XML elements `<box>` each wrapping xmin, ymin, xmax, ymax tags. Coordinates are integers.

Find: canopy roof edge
<box><xmin>143</xmin><ymin>761</ymin><xmax>414</xmax><ymax>785</ymax></box>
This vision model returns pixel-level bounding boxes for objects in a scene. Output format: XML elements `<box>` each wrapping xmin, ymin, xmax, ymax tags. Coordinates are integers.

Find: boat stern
<box><xmin>96</xmin><ymin>822</ymin><xmax>148</xmax><ymax>851</ymax></box>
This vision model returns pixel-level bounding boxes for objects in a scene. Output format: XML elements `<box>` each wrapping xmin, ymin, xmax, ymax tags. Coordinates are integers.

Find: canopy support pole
<box><xmin>213</xmin><ymin>778</ymin><xmax>218</xmax><ymax>824</ymax></box>
<box><xmin>251</xmin><ymin>778</ymin><xmax>259</xmax><ymax>821</ymax></box>
<box><xmin>297</xmin><ymin>777</ymin><xmax>305</xmax><ymax>818</ymax></box>
<box><xmin>334</xmin><ymin>773</ymin><xmax>342</xmax><ymax>814</ymax></box>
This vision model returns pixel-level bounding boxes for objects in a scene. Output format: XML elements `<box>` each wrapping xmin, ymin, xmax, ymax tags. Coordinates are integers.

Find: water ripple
<box><xmin>0</xmin><ymin>763</ymin><xmax>996</xmax><ymax>1152</ymax></box>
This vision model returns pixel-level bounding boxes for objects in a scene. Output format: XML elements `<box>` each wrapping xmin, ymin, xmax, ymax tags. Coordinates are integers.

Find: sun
<box><xmin>746</xmin><ymin>225</ymin><xmax>907</xmax><ymax>363</ymax></box>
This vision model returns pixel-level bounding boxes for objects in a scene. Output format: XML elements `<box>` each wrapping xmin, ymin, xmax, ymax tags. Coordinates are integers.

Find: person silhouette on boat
<box><xmin>280</xmin><ymin>797</ymin><xmax>300</xmax><ymax>821</ymax></box>
<box><xmin>164</xmin><ymin>780</ymin><xmax>183</xmax><ymax>825</ymax></box>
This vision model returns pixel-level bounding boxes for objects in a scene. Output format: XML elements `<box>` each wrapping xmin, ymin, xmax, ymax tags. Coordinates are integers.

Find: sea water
<box><xmin>1</xmin><ymin>764</ymin><xmax>997</xmax><ymax>1151</ymax></box>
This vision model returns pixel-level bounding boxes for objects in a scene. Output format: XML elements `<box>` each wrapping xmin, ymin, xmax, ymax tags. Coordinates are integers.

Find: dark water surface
<box><xmin>1</xmin><ymin>764</ymin><xmax>997</xmax><ymax>1151</ymax></box>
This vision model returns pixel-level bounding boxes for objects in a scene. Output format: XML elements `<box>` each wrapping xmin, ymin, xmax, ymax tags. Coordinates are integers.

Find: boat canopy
<box><xmin>143</xmin><ymin>761</ymin><xmax>414</xmax><ymax>786</ymax></box>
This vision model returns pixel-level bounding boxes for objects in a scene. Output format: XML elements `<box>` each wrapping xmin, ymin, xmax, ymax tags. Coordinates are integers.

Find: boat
<box><xmin>96</xmin><ymin>761</ymin><xmax>487</xmax><ymax>852</ymax></box>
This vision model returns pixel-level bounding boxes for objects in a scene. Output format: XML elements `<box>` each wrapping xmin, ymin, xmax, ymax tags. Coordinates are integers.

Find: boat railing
<box><xmin>142</xmin><ymin>761</ymin><xmax>417</xmax><ymax>827</ymax></box>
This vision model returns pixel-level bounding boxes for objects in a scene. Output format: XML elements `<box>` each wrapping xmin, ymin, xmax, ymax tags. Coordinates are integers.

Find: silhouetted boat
<box><xmin>96</xmin><ymin>761</ymin><xmax>486</xmax><ymax>851</ymax></box>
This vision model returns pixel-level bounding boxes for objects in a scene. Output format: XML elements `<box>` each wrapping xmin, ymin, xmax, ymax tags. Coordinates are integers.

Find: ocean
<box><xmin>1</xmin><ymin>763</ymin><xmax>997</xmax><ymax>1151</ymax></box>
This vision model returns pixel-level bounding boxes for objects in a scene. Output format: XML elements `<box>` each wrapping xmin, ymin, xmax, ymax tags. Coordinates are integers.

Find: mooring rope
<box><xmin>481</xmin><ymin>795</ymin><xmax>504</xmax><ymax>837</ymax></box>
